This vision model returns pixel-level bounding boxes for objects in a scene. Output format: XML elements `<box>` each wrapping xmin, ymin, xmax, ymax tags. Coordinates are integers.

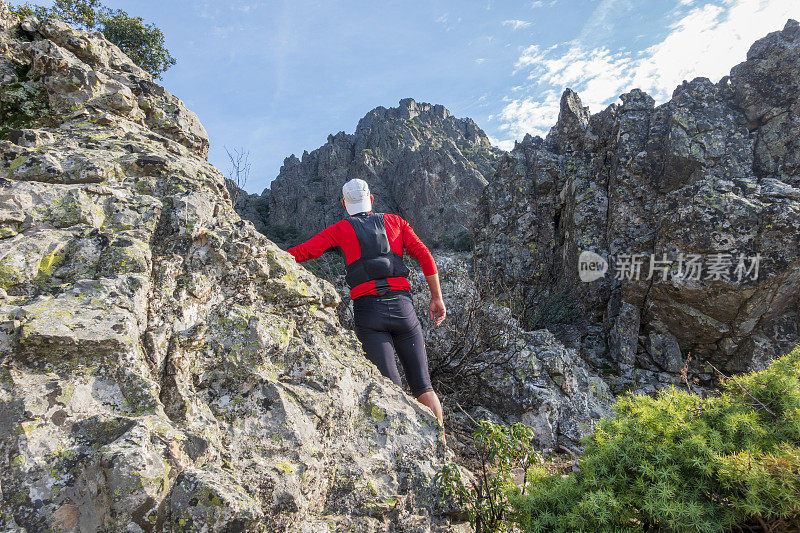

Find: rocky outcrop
<box><xmin>0</xmin><ymin>5</ymin><xmax>456</xmax><ymax>531</ymax></box>
<box><xmin>225</xmin><ymin>178</ymin><xmax>270</xmax><ymax>235</ymax></box>
<box><xmin>408</xmin><ymin>256</ymin><xmax>612</xmax><ymax>451</ymax></box>
<box><xmin>474</xmin><ymin>20</ymin><xmax>800</xmax><ymax>389</ymax></box>
<box><xmin>260</xmin><ymin>98</ymin><xmax>503</xmax><ymax>248</ymax></box>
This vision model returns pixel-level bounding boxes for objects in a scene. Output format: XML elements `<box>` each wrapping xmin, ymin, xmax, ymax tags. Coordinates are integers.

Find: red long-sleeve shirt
<box><xmin>287</xmin><ymin>213</ymin><xmax>437</xmax><ymax>299</ymax></box>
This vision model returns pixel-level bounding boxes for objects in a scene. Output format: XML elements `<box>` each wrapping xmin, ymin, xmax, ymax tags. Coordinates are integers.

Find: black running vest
<box><xmin>344</xmin><ymin>212</ymin><xmax>410</xmax><ymax>295</ymax></box>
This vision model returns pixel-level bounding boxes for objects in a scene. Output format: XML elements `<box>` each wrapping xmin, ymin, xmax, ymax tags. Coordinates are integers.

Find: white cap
<box><xmin>342</xmin><ymin>178</ymin><xmax>372</xmax><ymax>215</ymax></box>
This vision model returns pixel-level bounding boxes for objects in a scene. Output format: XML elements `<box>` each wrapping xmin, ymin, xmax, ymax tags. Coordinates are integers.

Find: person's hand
<box><xmin>429</xmin><ymin>297</ymin><xmax>446</xmax><ymax>326</ymax></box>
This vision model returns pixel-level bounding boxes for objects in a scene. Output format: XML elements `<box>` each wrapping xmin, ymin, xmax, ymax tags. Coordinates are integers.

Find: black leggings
<box><xmin>352</xmin><ymin>290</ymin><xmax>433</xmax><ymax>397</ymax></box>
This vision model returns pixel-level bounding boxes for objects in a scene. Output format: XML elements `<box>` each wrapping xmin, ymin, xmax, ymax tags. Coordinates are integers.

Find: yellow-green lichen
<box><xmin>8</xmin><ymin>154</ymin><xmax>27</xmax><ymax>171</ymax></box>
<box><xmin>366</xmin><ymin>496</ymin><xmax>400</xmax><ymax>517</ymax></box>
<box><xmin>0</xmin><ymin>226</ymin><xmax>18</xmax><ymax>238</ymax></box>
<box><xmin>0</xmin><ymin>257</ymin><xmax>22</xmax><ymax>290</ymax></box>
<box><xmin>34</xmin><ymin>248</ymin><xmax>65</xmax><ymax>283</ymax></box>
<box><xmin>274</xmin><ymin>461</ymin><xmax>295</xmax><ymax>475</ymax></box>
<box><xmin>364</xmin><ymin>403</ymin><xmax>386</xmax><ymax>423</ymax></box>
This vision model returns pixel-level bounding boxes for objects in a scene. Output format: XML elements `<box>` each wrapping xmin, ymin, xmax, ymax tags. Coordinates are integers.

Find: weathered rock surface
<box><xmin>0</xmin><ymin>4</ymin><xmax>455</xmax><ymax>531</ymax></box>
<box><xmin>252</xmin><ymin>98</ymin><xmax>503</xmax><ymax>248</ymax></box>
<box><xmin>474</xmin><ymin>20</ymin><xmax>800</xmax><ymax>389</ymax></box>
<box><xmin>225</xmin><ymin>178</ymin><xmax>270</xmax><ymax>235</ymax></box>
<box><xmin>408</xmin><ymin>256</ymin><xmax>612</xmax><ymax>451</ymax></box>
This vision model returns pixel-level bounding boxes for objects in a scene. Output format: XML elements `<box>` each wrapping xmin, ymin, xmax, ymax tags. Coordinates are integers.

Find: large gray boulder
<box><xmin>474</xmin><ymin>20</ymin><xmax>800</xmax><ymax>389</ymax></box>
<box><xmin>0</xmin><ymin>4</ymin><xmax>457</xmax><ymax>531</ymax></box>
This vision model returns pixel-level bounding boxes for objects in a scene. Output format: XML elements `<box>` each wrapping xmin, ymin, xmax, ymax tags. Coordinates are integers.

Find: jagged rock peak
<box><xmin>355</xmin><ymin>98</ymin><xmax>491</xmax><ymax>149</ymax></box>
<box><xmin>369</xmin><ymin>97</ymin><xmax>452</xmax><ymax>121</ymax></box>
<box><xmin>474</xmin><ymin>18</ymin><xmax>800</xmax><ymax>393</ymax></box>
<box><xmin>258</xmin><ymin>98</ymin><xmax>504</xmax><ymax>248</ymax></box>
<box><xmin>544</xmin><ymin>87</ymin><xmax>593</xmax><ymax>154</ymax></box>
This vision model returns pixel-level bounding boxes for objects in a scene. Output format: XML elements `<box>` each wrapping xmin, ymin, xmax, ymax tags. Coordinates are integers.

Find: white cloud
<box><xmin>499</xmin><ymin>0</ymin><xmax>799</xmax><ymax>140</ymax></box>
<box><xmin>475</xmin><ymin>58</ymin><xmax>488</xmax><ymax>64</ymax></box>
<box><xmin>436</xmin><ymin>13</ymin><xmax>457</xmax><ymax>32</ymax></box>
<box><xmin>498</xmin><ymin>89</ymin><xmax>561</xmax><ymax>138</ymax></box>
<box><xmin>577</xmin><ymin>0</ymin><xmax>633</xmax><ymax>43</ymax></box>
<box><xmin>502</xmin><ymin>19</ymin><xmax>533</xmax><ymax>30</ymax></box>
<box><xmin>488</xmin><ymin>136</ymin><xmax>516</xmax><ymax>151</ymax></box>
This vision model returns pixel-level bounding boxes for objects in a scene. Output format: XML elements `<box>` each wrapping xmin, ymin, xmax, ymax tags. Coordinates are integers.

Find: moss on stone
<box><xmin>0</xmin><ymin>256</ymin><xmax>22</xmax><ymax>290</ymax></box>
<box><xmin>34</xmin><ymin>248</ymin><xmax>65</xmax><ymax>283</ymax></box>
<box><xmin>274</xmin><ymin>461</ymin><xmax>295</xmax><ymax>475</ymax></box>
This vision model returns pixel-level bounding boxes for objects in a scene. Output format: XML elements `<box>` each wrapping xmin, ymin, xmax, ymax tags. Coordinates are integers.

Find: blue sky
<box><xmin>16</xmin><ymin>0</ymin><xmax>799</xmax><ymax>192</ymax></box>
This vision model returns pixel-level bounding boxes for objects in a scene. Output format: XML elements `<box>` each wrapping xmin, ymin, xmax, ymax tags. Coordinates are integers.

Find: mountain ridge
<box><xmin>474</xmin><ymin>19</ymin><xmax>800</xmax><ymax>391</ymax></box>
<box><xmin>231</xmin><ymin>96</ymin><xmax>504</xmax><ymax>248</ymax></box>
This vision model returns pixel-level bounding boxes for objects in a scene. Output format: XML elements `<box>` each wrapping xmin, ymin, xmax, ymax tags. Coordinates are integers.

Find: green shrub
<box><xmin>263</xmin><ymin>224</ymin><xmax>300</xmax><ymax>249</ymax></box>
<box><xmin>526</xmin><ymin>284</ymin><xmax>577</xmax><ymax>330</ymax></box>
<box><xmin>436</xmin><ymin>420</ymin><xmax>537</xmax><ymax>532</ymax></box>
<box><xmin>453</xmin><ymin>230</ymin><xmax>474</xmax><ymax>252</ymax></box>
<box><xmin>511</xmin><ymin>346</ymin><xmax>800</xmax><ymax>532</ymax></box>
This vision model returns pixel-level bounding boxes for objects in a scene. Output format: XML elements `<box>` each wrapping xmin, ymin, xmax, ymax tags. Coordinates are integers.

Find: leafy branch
<box><xmin>435</xmin><ymin>420</ymin><xmax>537</xmax><ymax>533</ymax></box>
<box><xmin>10</xmin><ymin>0</ymin><xmax>176</xmax><ymax>78</ymax></box>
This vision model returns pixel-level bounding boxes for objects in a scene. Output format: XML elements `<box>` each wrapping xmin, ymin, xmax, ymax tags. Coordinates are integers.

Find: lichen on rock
<box><xmin>0</xmin><ymin>3</ymin><xmax>454</xmax><ymax>530</ymax></box>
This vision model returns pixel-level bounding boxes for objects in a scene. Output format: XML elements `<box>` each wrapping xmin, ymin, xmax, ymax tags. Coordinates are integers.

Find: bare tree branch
<box><xmin>225</xmin><ymin>146</ymin><xmax>251</xmax><ymax>207</ymax></box>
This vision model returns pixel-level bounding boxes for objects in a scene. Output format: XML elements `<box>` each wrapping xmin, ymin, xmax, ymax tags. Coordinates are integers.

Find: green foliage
<box><xmin>453</xmin><ymin>230</ymin><xmax>474</xmax><ymax>252</ymax></box>
<box><xmin>436</xmin><ymin>421</ymin><xmax>537</xmax><ymax>532</ymax></box>
<box><xmin>263</xmin><ymin>224</ymin><xmax>300</xmax><ymax>250</ymax></box>
<box><xmin>50</xmin><ymin>0</ymin><xmax>103</xmax><ymax>27</ymax></box>
<box><xmin>0</xmin><ymin>60</ymin><xmax>53</xmax><ymax>138</ymax></box>
<box><xmin>526</xmin><ymin>284</ymin><xmax>576</xmax><ymax>330</ymax></box>
<box><xmin>9</xmin><ymin>0</ymin><xmax>175</xmax><ymax>78</ymax></box>
<box><xmin>9</xmin><ymin>2</ymin><xmax>48</xmax><ymax>19</ymax></box>
<box><xmin>99</xmin><ymin>10</ymin><xmax>175</xmax><ymax>79</ymax></box>
<box><xmin>511</xmin><ymin>346</ymin><xmax>800</xmax><ymax>532</ymax></box>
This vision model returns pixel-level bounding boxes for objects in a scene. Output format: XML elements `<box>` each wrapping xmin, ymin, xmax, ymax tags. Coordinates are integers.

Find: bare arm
<box><xmin>426</xmin><ymin>273</ymin><xmax>446</xmax><ymax>326</ymax></box>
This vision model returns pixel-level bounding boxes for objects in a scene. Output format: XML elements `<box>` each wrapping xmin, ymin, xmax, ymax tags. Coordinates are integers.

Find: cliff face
<box><xmin>474</xmin><ymin>20</ymin><xmax>800</xmax><ymax>389</ymax></box>
<box><xmin>262</xmin><ymin>98</ymin><xmax>503</xmax><ymax>248</ymax></box>
<box><xmin>0</xmin><ymin>4</ymin><xmax>454</xmax><ymax>531</ymax></box>
<box><xmin>406</xmin><ymin>256</ymin><xmax>612</xmax><ymax>451</ymax></box>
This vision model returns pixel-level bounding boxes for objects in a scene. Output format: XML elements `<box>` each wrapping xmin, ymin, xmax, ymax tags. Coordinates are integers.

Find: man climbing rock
<box><xmin>287</xmin><ymin>178</ymin><xmax>446</xmax><ymax>428</ymax></box>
